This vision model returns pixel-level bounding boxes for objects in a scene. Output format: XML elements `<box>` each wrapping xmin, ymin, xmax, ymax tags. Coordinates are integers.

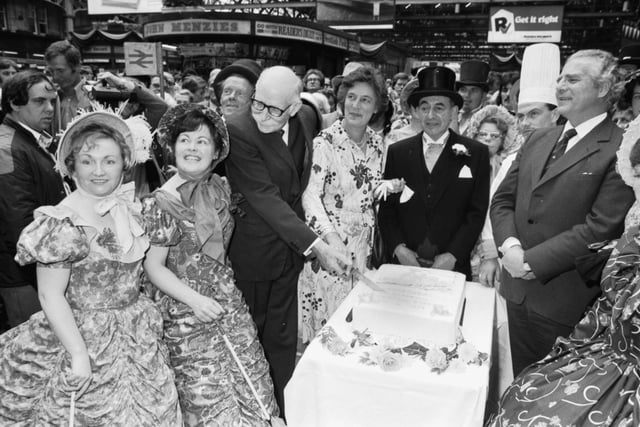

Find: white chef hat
<box><xmin>518</xmin><ymin>43</ymin><xmax>560</xmax><ymax>110</ymax></box>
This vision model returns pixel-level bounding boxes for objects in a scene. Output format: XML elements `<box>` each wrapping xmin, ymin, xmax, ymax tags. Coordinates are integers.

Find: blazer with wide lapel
<box><xmin>379</xmin><ymin>130</ymin><xmax>490</xmax><ymax>275</ymax></box>
<box><xmin>492</xmin><ymin>118</ymin><xmax>634</xmax><ymax>326</ymax></box>
<box><xmin>226</xmin><ymin>106</ymin><xmax>319</xmax><ymax>281</ymax></box>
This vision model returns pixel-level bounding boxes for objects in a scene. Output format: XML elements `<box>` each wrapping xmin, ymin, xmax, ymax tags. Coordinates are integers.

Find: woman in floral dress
<box><xmin>0</xmin><ymin>111</ymin><xmax>182</xmax><ymax>426</ymax></box>
<box><xmin>142</xmin><ymin>104</ymin><xmax>280</xmax><ymax>426</ymax></box>
<box><xmin>488</xmin><ymin>117</ymin><xmax>640</xmax><ymax>427</ymax></box>
<box><xmin>298</xmin><ymin>66</ymin><xmax>389</xmax><ymax>343</ymax></box>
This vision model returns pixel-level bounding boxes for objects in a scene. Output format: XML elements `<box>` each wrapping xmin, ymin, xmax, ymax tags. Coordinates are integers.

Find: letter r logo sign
<box><xmin>494</xmin><ymin>17</ymin><xmax>511</xmax><ymax>33</ymax></box>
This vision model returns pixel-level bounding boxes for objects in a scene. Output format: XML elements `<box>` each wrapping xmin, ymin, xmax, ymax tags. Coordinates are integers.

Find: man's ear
<box><xmin>288</xmin><ymin>99</ymin><xmax>303</xmax><ymax>117</ymax></box>
<box><xmin>550</xmin><ymin>108</ymin><xmax>560</xmax><ymax>124</ymax></box>
<box><xmin>9</xmin><ymin>99</ymin><xmax>21</xmax><ymax>113</ymax></box>
<box><xmin>596</xmin><ymin>79</ymin><xmax>611</xmax><ymax>100</ymax></box>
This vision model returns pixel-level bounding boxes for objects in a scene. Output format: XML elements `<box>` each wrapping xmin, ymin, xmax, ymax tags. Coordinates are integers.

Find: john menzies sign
<box><xmin>144</xmin><ymin>20</ymin><xmax>251</xmax><ymax>37</ymax></box>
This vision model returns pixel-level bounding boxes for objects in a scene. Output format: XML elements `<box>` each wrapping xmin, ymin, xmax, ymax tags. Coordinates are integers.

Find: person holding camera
<box><xmin>44</xmin><ymin>40</ymin><xmax>92</xmax><ymax>135</ymax></box>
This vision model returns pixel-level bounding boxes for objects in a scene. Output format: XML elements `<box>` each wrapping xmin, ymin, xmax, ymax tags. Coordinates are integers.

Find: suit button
<box><xmin>528</xmin><ymin>219</ymin><xmax>534</xmax><ymax>224</ymax></box>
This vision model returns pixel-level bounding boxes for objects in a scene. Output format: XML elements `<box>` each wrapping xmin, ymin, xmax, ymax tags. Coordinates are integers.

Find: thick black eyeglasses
<box><xmin>251</xmin><ymin>98</ymin><xmax>291</xmax><ymax>118</ymax></box>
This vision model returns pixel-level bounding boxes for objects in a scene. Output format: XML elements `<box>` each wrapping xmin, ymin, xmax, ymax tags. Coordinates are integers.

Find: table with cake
<box><xmin>284</xmin><ymin>264</ymin><xmax>495</xmax><ymax>427</ymax></box>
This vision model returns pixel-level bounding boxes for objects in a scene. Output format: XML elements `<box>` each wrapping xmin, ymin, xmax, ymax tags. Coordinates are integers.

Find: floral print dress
<box><xmin>0</xmin><ymin>205</ymin><xmax>181</xmax><ymax>426</ymax></box>
<box><xmin>142</xmin><ymin>191</ymin><xmax>278</xmax><ymax>427</ymax></box>
<box><xmin>298</xmin><ymin>120</ymin><xmax>383</xmax><ymax>343</ymax></box>
<box><xmin>488</xmin><ymin>216</ymin><xmax>640</xmax><ymax>427</ymax></box>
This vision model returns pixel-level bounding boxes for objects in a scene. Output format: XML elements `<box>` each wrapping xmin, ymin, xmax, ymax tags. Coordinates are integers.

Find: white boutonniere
<box><xmin>452</xmin><ymin>143</ymin><xmax>470</xmax><ymax>157</ymax></box>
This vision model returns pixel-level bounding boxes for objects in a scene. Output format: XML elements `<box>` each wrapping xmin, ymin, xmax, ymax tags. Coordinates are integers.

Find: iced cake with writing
<box><xmin>352</xmin><ymin>264</ymin><xmax>466</xmax><ymax>345</ymax></box>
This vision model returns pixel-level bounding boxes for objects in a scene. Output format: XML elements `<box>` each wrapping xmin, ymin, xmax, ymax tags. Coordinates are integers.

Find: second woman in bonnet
<box><xmin>142</xmin><ymin>104</ymin><xmax>281</xmax><ymax>426</ymax></box>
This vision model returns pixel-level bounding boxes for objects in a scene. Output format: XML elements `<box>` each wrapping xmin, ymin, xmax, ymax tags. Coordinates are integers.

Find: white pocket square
<box><xmin>400</xmin><ymin>185</ymin><xmax>414</xmax><ymax>203</ymax></box>
<box><xmin>458</xmin><ymin>165</ymin><xmax>473</xmax><ymax>179</ymax></box>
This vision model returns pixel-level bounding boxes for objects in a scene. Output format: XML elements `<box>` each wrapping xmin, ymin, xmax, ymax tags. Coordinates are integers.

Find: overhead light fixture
<box><xmin>435</xmin><ymin>3</ymin><xmax>441</xmax><ymax>8</ymax></box>
<box><xmin>330</xmin><ymin>24</ymin><xmax>393</xmax><ymax>30</ymax></box>
<box><xmin>465</xmin><ymin>2</ymin><xmax>471</xmax><ymax>7</ymax></box>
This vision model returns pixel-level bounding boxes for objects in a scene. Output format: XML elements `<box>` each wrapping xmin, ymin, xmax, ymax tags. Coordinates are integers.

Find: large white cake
<box><xmin>352</xmin><ymin>265</ymin><xmax>466</xmax><ymax>346</ymax></box>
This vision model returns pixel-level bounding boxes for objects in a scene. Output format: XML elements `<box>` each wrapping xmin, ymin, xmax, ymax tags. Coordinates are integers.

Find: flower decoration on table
<box><xmin>452</xmin><ymin>143</ymin><xmax>470</xmax><ymax>157</ymax></box>
<box><xmin>318</xmin><ymin>326</ymin><xmax>488</xmax><ymax>374</ymax></box>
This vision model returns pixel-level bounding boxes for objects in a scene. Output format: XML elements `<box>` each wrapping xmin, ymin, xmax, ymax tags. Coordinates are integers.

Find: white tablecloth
<box><xmin>285</xmin><ymin>281</ymin><xmax>495</xmax><ymax>427</ymax></box>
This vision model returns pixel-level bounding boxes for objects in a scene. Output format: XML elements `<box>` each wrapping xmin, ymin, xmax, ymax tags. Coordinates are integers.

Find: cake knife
<box><xmin>352</xmin><ymin>268</ymin><xmax>384</xmax><ymax>292</ymax></box>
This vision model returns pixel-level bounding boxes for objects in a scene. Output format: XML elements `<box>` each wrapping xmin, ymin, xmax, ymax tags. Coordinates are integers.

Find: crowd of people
<box><xmin>2</xmin><ymin>37</ymin><xmax>640</xmax><ymax>426</ymax></box>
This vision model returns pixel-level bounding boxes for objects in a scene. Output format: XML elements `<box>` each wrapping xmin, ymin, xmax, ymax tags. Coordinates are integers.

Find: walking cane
<box><xmin>221</xmin><ymin>334</ymin><xmax>273</xmax><ymax>423</ymax></box>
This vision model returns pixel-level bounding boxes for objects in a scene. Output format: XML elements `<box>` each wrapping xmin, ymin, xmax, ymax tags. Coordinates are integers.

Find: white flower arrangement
<box><xmin>452</xmin><ymin>143</ymin><xmax>470</xmax><ymax>157</ymax></box>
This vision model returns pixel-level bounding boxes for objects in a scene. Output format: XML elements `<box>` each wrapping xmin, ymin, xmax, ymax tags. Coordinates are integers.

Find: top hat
<box><xmin>620</xmin><ymin>44</ymin><xmax>640</xmax><ymax>67</ymax></box>
<box><xmin>456</xmin><ymin>60</ymin><xmax>490</xmax><ymax>91</ymax></box>
<box><xmin>213</xmin><ymin>58</ymin><xmax>263</xmax><ymax>99</ymax></box>
<box><xmin>518</xmin><ymin>43</ymin><xmax>560</xmax><ymax>109</ymax></box>
<box><xmin>408</xmin><ymin>66</ymin><xmax>463</xmax><ymax>108</ymax></box>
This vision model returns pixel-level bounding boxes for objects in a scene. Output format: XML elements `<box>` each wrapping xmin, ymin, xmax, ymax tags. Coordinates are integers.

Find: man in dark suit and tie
<box><xmin>491</xmin><ymin>49</ymin><xmax>635</xmax><ymax>375</ymax></box>
<box><xmin>225</xmin><ymin>66</ymin><xmax>351</xmax><ymax>413</ymax></box>
<box><xmin>379</xmin><ymin>66</ymin><xmax>491</xmax><ymax>278</ymax></box>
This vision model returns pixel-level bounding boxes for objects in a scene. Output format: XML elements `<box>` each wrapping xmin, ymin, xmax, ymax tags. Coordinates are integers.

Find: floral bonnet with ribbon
<box><xmin>55</xmin><ymin>102</ymin><xmax>152</xmax><ymax>180</ymax></box>
<box><xmin>156</xmin><ymin>103</ymin><xmax>229</xmax><ymax>172</ymax></box>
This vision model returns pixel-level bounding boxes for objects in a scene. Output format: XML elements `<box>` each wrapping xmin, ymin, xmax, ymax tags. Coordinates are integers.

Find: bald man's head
<box><xmin>252</xmin><ymin>66</ymin><xmax>303</xmax><ymax>134</ymax></box>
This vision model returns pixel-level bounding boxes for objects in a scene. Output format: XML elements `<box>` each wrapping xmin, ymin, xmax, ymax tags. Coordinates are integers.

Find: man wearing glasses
<box><xmin>225</xmin><ymin>66</ymin><xmax>352</xmax><ymax>415</ymax></box>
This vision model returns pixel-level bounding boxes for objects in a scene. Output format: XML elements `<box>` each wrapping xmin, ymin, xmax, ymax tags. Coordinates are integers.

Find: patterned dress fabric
<box><xmin>0</xmin><ymin>205</ymin><xmax>181</xmax><ymax>426</ymax></box>
<box><xmin>142</xmin><ymin>193</ymin><xmax>278</xmax><ymax>427</ymax></box>
<box><xmin>298</xmin><ymin>120</ymin><xmax>384</xmax><ymax>343</ymax></box>
<box><xmin>488</xmin><ymin>212</ymin><xmax>640</xmax><ymax>426</ymax></box>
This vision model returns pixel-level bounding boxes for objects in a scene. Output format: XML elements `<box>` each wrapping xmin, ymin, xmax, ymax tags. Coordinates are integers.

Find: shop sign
<box><xmin>488</xmin><ymin>5</ymin><xmax>564</xmax><ymax>43</ymax></box>
<box><xmin>144</xmin><ymin>20</ymin><xmax>251</xmax><ymax>37</ymax></box>
<box><xmin>179</xmin><ymin>43</ymin><xmax>250</xmax><ymax>58</ymax></box>
<box><xmin>255</xmin><ymin>21</ymin><xmax>322</xmax><ymax>45</ymax></box>
<box><xmin>84</xmin><ymin>45</ymin><xmax>111</xmax><ymax>54</ymax></box>
<box><xmin>348</xmin><ymin>40</ymin><xmax>361</xmax><ymax>54</ymax></box>
<box><xmin>324</xmin><ymin>33</ymin><xmax>349</xmax><ymax>50</ymax></box>
<box><xmin>87</xmin><ymin>0</ymin><xmax>162</xmax><ymax>15</ymax></box>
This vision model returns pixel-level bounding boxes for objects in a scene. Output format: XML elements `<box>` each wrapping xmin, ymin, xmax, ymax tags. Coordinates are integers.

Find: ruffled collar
<box><xmin>56</xmin><ymin>182</ymin><xmax>148</xmax><ymax>263</ymax></box>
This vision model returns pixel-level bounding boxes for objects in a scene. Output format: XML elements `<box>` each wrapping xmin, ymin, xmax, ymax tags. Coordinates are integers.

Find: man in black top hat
<box><xmin>619</xmin><ymin>44</ymin><xmax>640</xmax><ymax>73</ymax></box>
<box><xmin>379</xmin><ymin>66</ymin><xmax>490</xmax><ymax>278</ymax></box>
<box><xmin>457</xmin><ymin>60</ymin><xmax>491</xmax><ymax>135</ymax></box>
<box><xmin>213</xmin><ymin>58</ymin><xmax>262</xmax><ymax>119</ymax></box>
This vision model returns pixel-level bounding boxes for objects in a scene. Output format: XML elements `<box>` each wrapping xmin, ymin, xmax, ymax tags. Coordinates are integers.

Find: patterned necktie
<box><xmin>542</xmin><ymin>128</ymin><xmax>577</xmax><ymax>176</ymax></box>
<box><xmin>424</xmin><ymin>142</ymin><xmax>444</xmax><ymax>172</ymax></box>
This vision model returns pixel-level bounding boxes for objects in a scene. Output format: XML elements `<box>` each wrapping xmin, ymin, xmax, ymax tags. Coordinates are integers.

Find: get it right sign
<box><xmin>488</xmin><ymin>5</ymin><xmax>564</xmax><ymax>43</ymax></box>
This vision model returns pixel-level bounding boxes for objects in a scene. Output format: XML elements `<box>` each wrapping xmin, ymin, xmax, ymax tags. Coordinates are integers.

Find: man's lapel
<box><xmin>292</xmin><ymin>114</ymin><xmax>315</xmax><ymax>187</ymax></box>
<box><xmin>405</xmin><ymin>134</ymin><xmax>429</xmax><ymax>208</ymax></box>
<box><xmin>263</xmin><ymin>122</ymin><xmax>297</xmax><ymax>175</ymax></box>
<box><xmin>534</xmin><ymin>120</ymin><xmax>612</xmax><ymax>190</ymax></box>
<box><xmin>530</xmin><ymin>126</ymin><xmax>563</xmax><ymax>185</ymax></box>
<box><xmin>429</xmin><ymin>133</ymin><xmax>465</xmax><ymax>208</ymax></box>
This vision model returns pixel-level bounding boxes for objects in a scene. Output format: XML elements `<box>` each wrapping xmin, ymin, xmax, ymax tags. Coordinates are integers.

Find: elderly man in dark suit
<box><xmin>491</xmin><ymin>49</ymin><xmax>635</xmax><ymax>375</ymax></box>
<box><xmin>225</xmin><ymin>66</ymin><xmax>351</xmax><ymax>413</ymax></box>
<box><xmin>379</xmin><ymin>66</ymin><xmax>491</xmax><ymax>278</ymax></box>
